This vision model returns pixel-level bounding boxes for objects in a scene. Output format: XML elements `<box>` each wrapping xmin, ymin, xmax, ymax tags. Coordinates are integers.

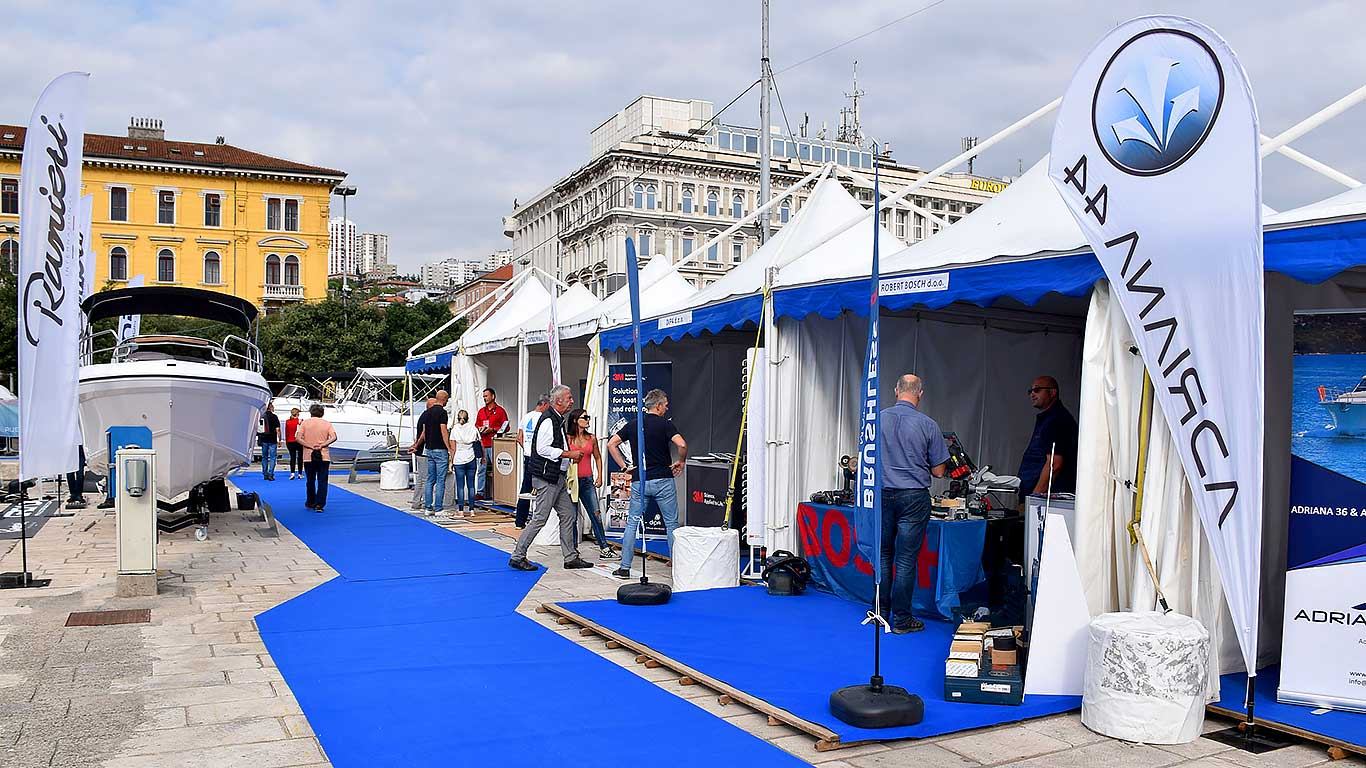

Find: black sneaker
<box><xmin>611</xmin><ymin>568</ymin><xmax>631</xmax><ymax>580</ymax></box>
<box><xmin>508</xmin><ymin>557</ymin><xmax>538</xmax><ymax>571</ymax></box>
<box><xmin>563</xmin><ymin>557</ymin><xmax>594</xmax><ymax>569</ymax></box>
<box><xmin>892</xmin><ymin>617</ymin><xmax>925</xmax><ymax>634</ymax></box>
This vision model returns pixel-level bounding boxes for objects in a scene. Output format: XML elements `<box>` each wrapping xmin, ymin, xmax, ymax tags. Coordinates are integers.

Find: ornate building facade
<box><xmin>505</xmin><ymin>96</ymin><xmax>1008</xmax><ymax>296</ymax></box>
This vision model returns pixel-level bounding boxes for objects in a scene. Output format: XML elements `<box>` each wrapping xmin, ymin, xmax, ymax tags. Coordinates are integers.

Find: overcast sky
<box><xmin>2</xmin><ymin>1</ymin><xmax>1362</xmax><ymax>273</ymax></box>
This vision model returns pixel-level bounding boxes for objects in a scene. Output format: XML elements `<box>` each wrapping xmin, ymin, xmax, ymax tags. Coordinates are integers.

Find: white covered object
<box><xmin>1082</xmin><ymin>611</ymin><xmax>1210</xmax><ymax>744</ymax></box>
<box><xmin>671</xmin><ymin>527</ymin><xmax>740</xmax><ymax>592</ymax></box>
<box><xmin>379</xmin><ymin>460</ymin><xmax>410</xmax><ymax>490</ymax></box>
<box><xmin>532</xmin><ymin>508</ymin><xmax>578</xmax><ymax>546</ymax></box>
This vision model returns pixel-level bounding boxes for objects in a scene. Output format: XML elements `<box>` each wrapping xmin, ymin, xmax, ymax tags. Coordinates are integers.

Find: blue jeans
<box><xmin>578</xmin><ymin>480</ymin><xmax>608</xmax><ymax>548</ymax></box>
<box><xmin>474</xmin><ymin>445</ymin><xmax>487</xmax><ymax>496</ymax></box>
<box><xmin>879</xmin><ymin>488</ymin><xmax>931</xmax><ymax>628</ymax></box>
<box><xmin>260</xmin><ymin>442</ymin><xmax>278</xmax><ymax>480</ymax></box>
<box><xmin>454</xmin><ymin>459</ymin><xmax>477</xmax><ymax>508</ymax></box>
<box><xmin>619</xmin><ymin>477</ymin><xmax>679</xmax><ymax>572</ymax></box>
<box><xmin>425</xmin><ymin>449</ymin><xmax>450</xmax><ymax>511</ymax></box>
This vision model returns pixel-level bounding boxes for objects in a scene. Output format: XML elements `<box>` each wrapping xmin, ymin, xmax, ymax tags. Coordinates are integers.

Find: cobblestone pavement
<box><xmin>1</xmin><ymin>474</ymin><xmax>1361</xmax><ymax>767</ymax></box>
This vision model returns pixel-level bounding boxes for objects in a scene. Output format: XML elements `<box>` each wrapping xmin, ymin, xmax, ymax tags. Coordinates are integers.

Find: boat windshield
<box><xmin>1354</xmin><ymin>375</ymin><xmax>1366</xmax><ymax>394</ymax></box>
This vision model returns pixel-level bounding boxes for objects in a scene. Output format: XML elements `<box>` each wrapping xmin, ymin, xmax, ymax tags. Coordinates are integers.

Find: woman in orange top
<box><xmin>296</xmin><ymin>404</ymin><xmax>338</xmax><ymax>511</ymax></box>
<box><xmin>565</xmin><ymin>408</ymin><xmax>615</xmax><ymax>559</ymax></box>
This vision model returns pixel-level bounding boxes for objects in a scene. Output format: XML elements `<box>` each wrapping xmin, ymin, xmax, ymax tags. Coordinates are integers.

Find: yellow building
<box><xmin>0</xmin><ymin>117</ymin><xmax>346</xmax><ymax>309</ymax></box>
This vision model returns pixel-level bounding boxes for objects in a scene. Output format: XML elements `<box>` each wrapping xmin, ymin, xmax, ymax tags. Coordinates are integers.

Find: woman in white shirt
<box><xmin>450</xmin><ymin>409</ymin><xmax>481</xmax><ymax>515</ymax></box>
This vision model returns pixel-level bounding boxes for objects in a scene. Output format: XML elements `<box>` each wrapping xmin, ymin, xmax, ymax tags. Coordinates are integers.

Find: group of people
<box><xmin>408</xmin><ymin>389</ymin><xmax>481</xmax><ymax>515</ymax></box>
<box><xmin>256</xmin><ymin>401</ymin><xmax>339</xmax><ymax>512</ymax></box>
<box><xmin>876</xmin><ymin>372</ymin><xmax>1076</xmax><ymax>634</ymax></box>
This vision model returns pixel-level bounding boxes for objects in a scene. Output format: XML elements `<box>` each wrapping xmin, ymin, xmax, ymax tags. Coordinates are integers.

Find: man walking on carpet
<box><xmin>606</xmin><ymin>388</ymin><xmax>687</xmax><ymax>580</ymax></box>
<box><xmin>880</xmin><ymin>374</ymin><xmax>949</xmax><ymax>633</ymax></box>
<box><xmin>508</xmin><ymin>385</ymin><xmax>595</xmax><ymax>571</ymax></box>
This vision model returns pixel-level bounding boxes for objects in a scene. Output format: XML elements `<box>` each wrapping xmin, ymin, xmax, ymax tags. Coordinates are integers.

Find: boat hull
<box><xmin>274</xmin><ymin>397</ymin><xmax>416</xmax><ymax>462</ymax></box>
<box><xmin>79</xmin><ymin>361</ymin><xmax>272</xmax><ymax>500</ymax></box>
<box><xmin>1321</xmin><ymin>401</ymin><xmax>1366</xmax><ymax>436</ymax></box>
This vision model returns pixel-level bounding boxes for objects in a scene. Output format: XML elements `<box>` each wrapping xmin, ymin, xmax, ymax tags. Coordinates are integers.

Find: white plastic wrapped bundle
<box><xmin>379</xmin><ymin>460</ymin><xmax>410</xmax><ymax>490</ymax></box>
<box><xmin>671</xmin><ymin>527</ymin><xmax>740</xmax><ymax>592</ymax></box>
<box><xmin>1082</xmin><ymin>611</ymin><xmax>1210</xmax><ymax>744</ymax></box>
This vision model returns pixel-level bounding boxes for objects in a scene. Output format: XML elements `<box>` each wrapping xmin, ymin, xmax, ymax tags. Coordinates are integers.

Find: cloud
<box><xmin>1</xmin><ymin>0</ymin><xmax>1362</xmax><ymax>271</ymax></box>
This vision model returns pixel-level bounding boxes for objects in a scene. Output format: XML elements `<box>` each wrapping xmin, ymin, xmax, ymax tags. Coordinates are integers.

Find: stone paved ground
<box><xmin>1</xmin><ymin>473</ymin><xmax>1362</xmax><ymax>767</ymax></box>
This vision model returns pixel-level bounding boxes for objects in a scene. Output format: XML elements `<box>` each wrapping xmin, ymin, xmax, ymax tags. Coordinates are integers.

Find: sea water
<box><xmin>1292</xmin><ymin>353</ymin><xmax>1365</xmax><ymax>482</ymax></box>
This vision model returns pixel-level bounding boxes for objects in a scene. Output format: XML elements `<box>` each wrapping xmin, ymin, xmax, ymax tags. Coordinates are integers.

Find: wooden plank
<box><xmin>1207</xmin><ymin>704</ymin><xmax>1365</xmax><ymax>758</ymax></box>
<box><xmin>542</xmin><ymin>601</ymin><xmax>841</xmax><ymax>746</ymax></box>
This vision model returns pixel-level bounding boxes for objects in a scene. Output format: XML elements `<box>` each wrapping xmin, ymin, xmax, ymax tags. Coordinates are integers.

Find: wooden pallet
<box><xmin>541</xmin><ymin>601</ymin><xmax>848</xmax><ymax>751</ymax></box>
<box><xmin>1207</xmin><ymin>703</ymin><xmax>1364</xmax><ymax>760</ymax></box>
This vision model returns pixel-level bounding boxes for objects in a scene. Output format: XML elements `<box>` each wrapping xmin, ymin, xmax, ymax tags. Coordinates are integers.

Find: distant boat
<box><xmin>275</xmin><ymin>367</ymin><xmax>444</xmax><ymax>462</ymax></box>
<box><xmin>1318</xmin><ymin>376</ymin><xmax>1366</xmax><ymax>436</ymax></box>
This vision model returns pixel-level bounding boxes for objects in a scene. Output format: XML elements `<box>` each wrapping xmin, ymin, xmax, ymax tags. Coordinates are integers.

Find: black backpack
<box><xmin>761</xmin><ymin>550</ymin><xmax>812</xmax><ymax>596</ymax></box>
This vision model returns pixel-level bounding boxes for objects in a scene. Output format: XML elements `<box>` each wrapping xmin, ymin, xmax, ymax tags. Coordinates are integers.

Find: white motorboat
<box><xmin>276</xmin><ymin>367</ymin><xmax>443</xmax><ymax>462</ymax></box>
<box><xmin>1319</xmin><ymin>376</ymin><xmax>1366</xmax><ymax>436</ymax></box>
<box><xmin>78</xmin><ymin>287</ymin><xmax>272</xmax><ymax>503</ymax></box>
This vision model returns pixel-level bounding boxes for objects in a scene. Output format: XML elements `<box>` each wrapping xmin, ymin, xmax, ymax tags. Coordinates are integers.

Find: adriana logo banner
<box><xmin>1049</xmin><ymin>16</ymin><xmax>1264</xmax><ymax>674</ymax></box>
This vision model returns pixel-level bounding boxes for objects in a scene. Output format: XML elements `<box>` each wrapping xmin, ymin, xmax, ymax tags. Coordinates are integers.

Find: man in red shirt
<box><xmin>474</xmin><ymin>387</ymin><xmax>509</xmax><ymax>499</ymax></box>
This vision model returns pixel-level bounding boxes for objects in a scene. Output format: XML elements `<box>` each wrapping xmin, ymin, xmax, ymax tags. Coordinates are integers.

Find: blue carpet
<box><xmin>1214</xmin><ymin>666</ymin><xmax>1365</xmax><ymax>750</ymax></box>
<box><xmin>561</xmin><ymin>585</ymin><xmax>1081</xmax><ymax>743</ymax></box>
<box><xmin>236</xmin><ymin>472</ymin><xmax>806</xmax><ymax>768</ymax></box>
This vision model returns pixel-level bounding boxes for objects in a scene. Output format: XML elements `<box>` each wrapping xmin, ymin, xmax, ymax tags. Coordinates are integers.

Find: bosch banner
<box><xmin>1050</xmin><ymin>16</ymin><xmax>1264</xmax><ymax>675</ymax></box>
<box><xmin>1279</xmin><ymin>311</ymin><xmax>1366</xmax><ymax>712</ymax></box>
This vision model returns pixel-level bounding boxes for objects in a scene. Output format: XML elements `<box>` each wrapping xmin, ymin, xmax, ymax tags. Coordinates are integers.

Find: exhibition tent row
<box><xmin>407</xmin><ymin>138</ymin><xmax>1365</xmax><ymax>687</ymax></box>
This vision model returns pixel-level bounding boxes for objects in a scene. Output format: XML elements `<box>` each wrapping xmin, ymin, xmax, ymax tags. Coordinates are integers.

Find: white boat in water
<box><xmin>78</xmin><ymin>287</ymin><xmax>272</xmax><ymax>503</ymax></box>
<box><xmin>276</xmin><ymin>367</ymin><xmax>443</xmax><ymax>462</ymax></box>
<box><xmin>1319</xmin><ymin>375</ymin><xmax>1366</xmax><ymax>436</ymax></box>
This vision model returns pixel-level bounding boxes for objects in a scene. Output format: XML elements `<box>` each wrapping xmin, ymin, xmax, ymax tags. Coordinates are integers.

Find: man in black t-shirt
<box><xmin>257</xmin><ymin>402</ymin><xmax>282</xmax><ymax>481</ymax></box>
<box><xmin>1017</xmin><ymin>375</ymin><xmax>1078</xmax><ymax>503</ymax></box>
<box><xmin>408</xmin><ymin>397</ymin><xmax>438</xmax><ymax>510</ymax></box>
<box><xmin>606</xmin><ymin>388</ymin><xmax>687</xmax><ymax>578</ymax></box>
<box><xmin>413</xmin><ymin>390</ymin><xmax>453</xmax><ymax>514</ymax></box>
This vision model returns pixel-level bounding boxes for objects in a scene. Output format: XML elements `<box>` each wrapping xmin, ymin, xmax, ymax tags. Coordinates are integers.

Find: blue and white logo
<box><xmin>1092</xmin><ymin>29</ymin><xmax>1224</xmax><ymax>176</ymax></box>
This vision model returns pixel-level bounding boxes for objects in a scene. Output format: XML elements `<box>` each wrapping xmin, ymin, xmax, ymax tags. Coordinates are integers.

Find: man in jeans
<box><xmin>409</xmin><ymin>397</ymin><xmax>438</xmax><ymax>510</ymax></box>
<box><xmin>417</xmin><ymin>390</ymin><xmax>453</xmax><ymax>515</ymax></box>
<box><xmin>257</xmin><ymin>401</ymin><xmax>281</xmax><ymax>481</ymax></box>
<box><xmin>606</xmin><ymin>388</ymin><xmax>687</xmax><ymax>579</ymax></box>
<box><xmin>508</xmin><ymin>385</ymin><xmax>594</xmax><ymax>571</ymax></box>
<box><xmin>879</xmin><ymin>374</ymin><xmax>948</xmax><ymax>633</ymax></box>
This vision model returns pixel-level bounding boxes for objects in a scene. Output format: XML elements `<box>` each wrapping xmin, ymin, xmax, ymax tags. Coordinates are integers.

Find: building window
<box><xmin>109</xmin><ymin>187</ymin><xmax>128</xmax><ymax>221</ymax></box>
<box><xmin>284</xmin><ymin>255</ymin><xmax>300</xmax><ymax>285</ymax></box>
<box><xmin>203</xmin><ymin>251</ymin><xmax>221</xmax><ymax>284</ymax></box>
<box><xmin>266</xmin><ymin>198</ymin><xmax>282</xmax><ymax>230</ymax></box>
<box><xmin>284</xmin><ymin>199</ymin><xmax>299</xmax><ymax>231</ymax></box>
<box><xmin>204</xmin><ymin>193</ymin><xmax>221</xmax><ymax>227</ymax></box>
<box><xmin>731</xmin><ymin>238</ymin><xmax>743</xmax><ymax>264</ymax></box>
<box><xmin>896</xmin><ymin>211</ymin><xmax>907</xmax><ymax>239</ymax></box>
<box><xmin>109</xmin><ymin>246</ymin><xmax>128</xmax><ymax>281</ymax></box>
<box><xmin>157</xmin><ymin>191</ymin><xmax>176</xmax><ymax>225</ymax></box>
<box><xmin>681</xmin><ymin>231</ymin><xmax>695</xmax><ymax>259</ymax></box>
<box><xmin>914</xmin><ymin>214</ymin><xmax>924</xmax><ymax>242</ymax></box>
<box><xmin>265</xmin><ymin>253</ymin><xmax>281</xmax><ymax>284</ymax></box>
<box><xmin>706</xmin><ymin>190</ymin><xmax>718</xmax><ymax>217</ymax></box>
<box><xmin>706</xmin><ymin>233</ymin><xmax>719</xmax><ymax>262</ymax></box>
<box><xmin>681</xmin><ymin>187</ymin><xmax>694</xmax><ymax>214</ymax></box>
<box><xmin>1</xmin><ymin>178</ymin><xmax>17</xmax><ymax>215</ymax></box>
<box><xmin>638</xmin><ymin>228</ymin><xmax>652</xmax><ymax>258</ymax></box>
<box><xmin>780</xmin><ymin>200</ymin><xmax>790</xmax><ymax>224</ymax></box>
<box><xmin>157</xmin><ymin>248</ymin><xmax>175</xmax><ymax>282</ymax></box>
<box><xmin>645</xmin><ymin>184</ymin><xmax>657</xmax><ymax>210</ymax></box>
<box><xmin>633</xmin><ymin>183</ymin><xmax>644</xmax><ymax>209</ymax></box>
<box><xmin>731</xmin><ymin>193</ymin><xmax>743</xmax><ymax>219</ymax></box>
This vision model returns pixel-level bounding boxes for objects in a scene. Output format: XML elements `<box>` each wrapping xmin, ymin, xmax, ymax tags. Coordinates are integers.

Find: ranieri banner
<box><xmin>1049</xmin><ymin>17</ymin><xmax>1264</xmax><ymax>675</ymax></box>
<box><xmin>18</xmin><ymin>72</ymin><xmax>89</xmax><ymax>482</ymax></box>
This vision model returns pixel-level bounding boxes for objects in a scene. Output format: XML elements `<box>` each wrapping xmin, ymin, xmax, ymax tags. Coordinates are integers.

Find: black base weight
<box><xmin>830</xmin><ymin>683</ymin><xmax>924</xmax><ymax>729</ymax></box>
<box><xmin>1205</xmin><ymin>725</ymin><xmax>1294</xmax><ymax>754</ymax></box>
<box><xmin>0</xmin><ymin>572</ymin><xmax>52</xmax><ymax>590</ymax></box>
<box><xmin>617</xmin><ymin>581</ymin><xmax>672</xmax><ymax>605</ymax></box>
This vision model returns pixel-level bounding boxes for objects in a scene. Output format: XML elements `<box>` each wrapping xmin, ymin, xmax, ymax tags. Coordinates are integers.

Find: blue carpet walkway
<box><xmin>236</xmin><ymin>473</ymin><xmax>807</xmax><ymax>768</ymax></box>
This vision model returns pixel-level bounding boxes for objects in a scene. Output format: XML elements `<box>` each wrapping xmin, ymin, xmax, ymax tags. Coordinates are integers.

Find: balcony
<box><xmin>263</xmin><ymin>283</ymin><xmax>305</xmax><ymax>301</ymax></box>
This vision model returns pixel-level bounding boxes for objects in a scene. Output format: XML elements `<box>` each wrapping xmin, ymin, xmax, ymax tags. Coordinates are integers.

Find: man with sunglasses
<box><xmin>1018</xmin><ymin>375</ymin><xmax>1078</xmax><ymax>503</ymax></box>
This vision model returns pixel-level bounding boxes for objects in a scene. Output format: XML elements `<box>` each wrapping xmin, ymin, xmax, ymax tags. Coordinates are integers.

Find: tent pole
<box><xmin>1258</xmin><ymin>84</ymin><xmax>1366</xmax><ymax>157</ymax></box>
<box><xmin>1261</xmin><ymin>135</ymin><xmax>1360</xmax><ymax>188</ymax></box>
<box><xmin>407</xmin><ymin>268</ymin><xmax>535</xmax><ymax>360</ymax></box>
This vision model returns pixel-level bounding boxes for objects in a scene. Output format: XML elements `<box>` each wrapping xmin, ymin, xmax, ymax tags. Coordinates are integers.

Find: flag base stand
<box><xmin>0</xmin><ymin>573</ymin><xmax>51</xmax><ymax>590</ymax></box>
<box><xmin>616</xmin><ymin>579</ymin><xmax>671</xmax><ymax>606</ymax></box>
<box><xmin>830</xmin><ymin>676</ymin><xmax>924</xmax><ymax>729</ymax></box>
<box><xmin>1206</xmin><ymin>725</ymin><xmax>1293</xmax><ymax>755</ymax></box>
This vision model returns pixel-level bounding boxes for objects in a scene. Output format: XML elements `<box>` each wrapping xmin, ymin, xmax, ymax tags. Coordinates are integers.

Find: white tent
<box><xmin>560</xmin><ymin>258</ymin><xmax>696</xmax><ymax>340</ymax></box>
<box><xmin>1266</xmin><ymin>181</ymin><xmax>1366</xmax><ymax>226</ymax></box>
<box><xmin>460</xmin><ymin>276</ymin><xmax>554</xmax><ymax>355</ymax></box>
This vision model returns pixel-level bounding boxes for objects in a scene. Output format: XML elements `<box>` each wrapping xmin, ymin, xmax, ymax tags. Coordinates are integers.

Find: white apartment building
<box><xmin>484</xmin><ymin>248</ymin><xmax>513</xmax><ymax>271</ymax></box>
<box><xmin>328</xmin><ymin>217</ymin><xmax>359</xmax><ymax>276</ymax></box>
<box><xmin>361</xmin><ymin>232</ymin><xmax>391</xmax><ymax>277</ymax></box>
<box><xmin>505</xmin><ymin>95</ymin><xmax>1008</xmax><ymax>296</ymax></box>
<box><xmin>420</xmin><ymin>257</ymin><xmax>483</xmax><ymax>289</ymax></box>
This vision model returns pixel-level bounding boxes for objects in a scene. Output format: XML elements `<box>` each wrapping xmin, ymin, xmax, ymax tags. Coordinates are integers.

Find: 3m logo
<box><xmin>692</xmin><ymin>490</ymin><xmax>704</xmax><ymax>503</ymax></box>
<box><xmin>612</xmin><ymin>373</ymin><xmax>625</xmax><ymax>381</ymax></box>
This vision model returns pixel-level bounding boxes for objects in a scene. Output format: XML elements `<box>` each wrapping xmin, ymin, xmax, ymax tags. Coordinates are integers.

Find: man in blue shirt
<box><xmin>880</xmin><ymin>374</ymin><xmax>949</xmax><ymax>633</ymax></box>
<box><xmin>1017</xmin><ymin>375</ymin><xmax>1078</xmax><ymax>503</ymax></box>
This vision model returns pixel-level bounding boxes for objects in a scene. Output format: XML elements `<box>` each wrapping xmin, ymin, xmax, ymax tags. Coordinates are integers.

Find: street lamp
<box><xmin>2</xmin><ymin>223</ymin><xmax>17</xmax><ymax>275</ymax></box>
<box><xmin>331</xmin><ymin>185</ymin><xmax>357</xmax><ymax>327</ymax></box>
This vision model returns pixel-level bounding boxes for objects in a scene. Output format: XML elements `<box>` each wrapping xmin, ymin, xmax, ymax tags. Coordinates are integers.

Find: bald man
<box><xmin>879</xmin><ymin>374</ymin><xmax>949</xmax><ymax>634</ymax></box>
<box><xmin>1018</xmin><ymin>375</ymin><xmax>1078</xmax><ymax>501</ymax></box>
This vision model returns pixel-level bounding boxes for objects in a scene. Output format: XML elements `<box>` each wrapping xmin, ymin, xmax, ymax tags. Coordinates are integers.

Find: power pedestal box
<box><xmin>115</xmin><ymin>448</ymin><xmax>158</xmax><ymax>597</ymax></box>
